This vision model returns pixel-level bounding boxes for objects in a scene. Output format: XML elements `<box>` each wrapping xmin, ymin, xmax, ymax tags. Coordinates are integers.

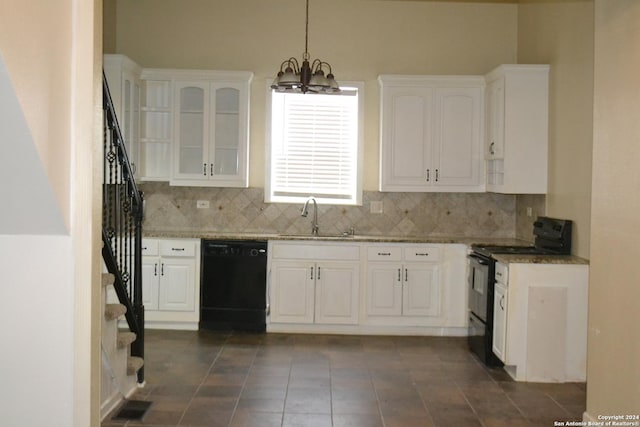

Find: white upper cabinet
<box><xmin>103</xmin><ymin>54</ymin><xmax>142</xmax><ymax>180</ymax></box>
<box><xmin>140</xmin><ymin>70</ymin><xmax>173</xmax><ymax>181</ymax></box>
<box><xmin>171</xmin><ymin>71</ymin><xmax>252</xmax><ymax>188</ymax></box>
<box><xmin>484</xmin><ymin>65</ymin><xmax>549</xmax><ymax>194</ymax></box>
<box><xmin>379</xmin><ymin>75</ymin><xmax>484</xmax><ymax>192</ymax></box>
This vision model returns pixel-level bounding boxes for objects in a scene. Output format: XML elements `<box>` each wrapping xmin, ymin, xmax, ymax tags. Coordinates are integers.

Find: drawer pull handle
<box><xmin>172</xmin><ymin>248</ymin><xmax>185</xmax><ymax>251</ymax></box>
<box><xmin>378</xmin><ymin>252</ymin><xmax>391</xmax><ymax>256</ymax></box>
<box><xmin>415</xmin><ymin>252</ymin><xmax>430</xmax><ymax>256</ymax></box>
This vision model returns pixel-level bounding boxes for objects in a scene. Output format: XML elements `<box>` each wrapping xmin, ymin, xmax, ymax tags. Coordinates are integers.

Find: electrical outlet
<box><xmin>526</xmin><ymin>207</ymin><xmax>533</xmax><ymax>217</ymax></box>
<box><xmin>370</xmin><ymin>201</ymin><xmax>383</xmax><ymax>214</ymax></box>
<box><xmin>197</xmin><ymin>200</ymin><xmax>210</xmax><ymax>209</ymax></box>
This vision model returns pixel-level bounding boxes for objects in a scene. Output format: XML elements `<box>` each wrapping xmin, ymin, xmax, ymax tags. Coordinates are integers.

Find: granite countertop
<box><xmin>143</xmin><ymin>230</ymin><xmax>589</xmax><ymax>265</ymax></box>
<box><xmin>492</xmin><ymin>253</ymin><xmax>589</xmax><ymax>265</ymax></box>
<box><xmin>143</xmin><ymin>230</ymin><xmax>530</xmax><ymax>246</ymax></box>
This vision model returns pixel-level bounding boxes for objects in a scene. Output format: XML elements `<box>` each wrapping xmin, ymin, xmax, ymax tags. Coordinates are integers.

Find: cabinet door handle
<box><xmin>154</xmin><ymin>263</ymin><xmax>158</xmax><ymax>276</ymax></box>
<box><xmin>435</xmin><ymin>169</ymin><xmax>439</xmax><ymax>182</ymax></box>
<box><xmin>397</xmin><ymin>268</ymin><xmax>401</xmax><ymax>282</ymax></box>
<box><xmin>210</xmin><ymin>163</ymin><xmax>214</xmax><ymax>176</ymax></box>
<box><xmin>426</xmin><ymin>169</ymin><xmax>430</xmax><ymax>182</ymax></box>
<box><xmin>310</xmin><ymin>266</ymin><xmax>314</xmax><ymax>280</ymax></box>
<box><xmin>203</xmin><ymin>163</ymin><xmax>207</xmax><ymax>176</ymax></box>
<box><xmin>405</xmin><ymin>268</ymin><xmax>408</xmax><ymax>282</ymax></box>
<box><xmin>500</xmin><ymin>295</ymin><xmax>505</xmax><ymax>310</ymax></box>
<box><xmin>161</xmin><ymin>263</ymin><xmax>164</xmax><ymax>276</ymax></box>
<box><xmin>490</xmin><ymin>141</ymin><xmax>495</xmax><ymax>155</ymax></box>
<box><xmin>317</xmin><ymin>266</ymin><xmax>321</xmax><ymax>280</ymax></box>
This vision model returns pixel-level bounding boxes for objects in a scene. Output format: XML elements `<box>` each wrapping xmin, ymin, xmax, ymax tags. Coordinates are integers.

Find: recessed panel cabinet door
<box><xmin>270</xmin><ymin>261</ymin><xmax>315</xmax><ymax>324</ymax></box>
<box><xmin>158</xmin><ymin>258</ymin><xmax>196</xmax><ymax>311</ymax></box>
<box><xmin>367</xmin><ymin>263</ymin><xmax>403</xmax><ymax>316</ymax></box>
<box><xmin>403</xmin><ymin>263</ymin><xmax>440</xmax><ymax>317</ymax></box>
<box><xmin>433</xmin><ymin>87</ymin><xmax>483</xmax><ymax>187</ymax></box>
<box><xmin>142</xmin><ymin>257</ymin><xmax>160</xmax><ymax>311</ymax></box>
<box><xmin>315</xmin><ymin>262</ymin><xmax>360</xmax><ymax>325</ymax></box>
<box><xmin>380</xmin><ymin>88</ymin><xmax>433</xmax><ymax>189</ymax></box>
<box><xmin>492</xmin><ymin>281</ymin><xmax>508</xmax><ymax>362</ymax></box>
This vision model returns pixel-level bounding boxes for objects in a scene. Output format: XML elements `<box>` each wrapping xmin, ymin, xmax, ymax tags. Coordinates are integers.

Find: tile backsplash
<box><xmin>140</xmin><ymin>183</ymin><xmax>521</xmax><ymax>238</ymax></box>
<box><xmin>515</xmin><ymin>194</ymin><xmax>546</xmax><ymax>242</ymax></box>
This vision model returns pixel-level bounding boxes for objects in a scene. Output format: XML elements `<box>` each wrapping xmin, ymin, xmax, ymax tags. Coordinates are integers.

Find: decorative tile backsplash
<box><xmin>140</xmin><ymin>183</ymin><xmax>521</xmax><ymax>238</ymax></box>
<box><xmin>515</xmin><ymin>194</ymin><xmax>547</xmax><ymax>242</ymax></box>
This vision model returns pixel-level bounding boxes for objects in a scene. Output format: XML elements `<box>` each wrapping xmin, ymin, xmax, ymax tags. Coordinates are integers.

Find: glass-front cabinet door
<box><xmin>174</xmin><ymin>82</ymin><xmax>208</xmax><ymax>180</ymax></box>
<box><xmin>211</xmin><ymin>85</ymin><xmax>240</xmax><ymax>176</ymax></box>
<box><xmin>172</xmin><ymin>78</ymin><xmax>250</xmax><ymax>187</ymax></box>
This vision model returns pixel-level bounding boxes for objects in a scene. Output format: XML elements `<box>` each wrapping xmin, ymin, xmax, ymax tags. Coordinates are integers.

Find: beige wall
<box><xmin>587</xmin><ymin>0</ymin><xmax>640</xmax><ymax>417</ymax></box>
<box><xmin>0</xmin><ymin>0</ymin><xmax>100</xmax><ymax>425</ymax></box>
<box><xmin>113</xmin><ymin>0</ymin><xmax>518</xmax><ymax>190</ymax></box>
<box><xmin>517</xmin><ymin>0</ymin><xmax>594</xmax><ymax>259</ymax></box>
<box><xmin>0</xmin><ymin>0</ymin><xmax>76</xmax><ymax>230</ymax></box>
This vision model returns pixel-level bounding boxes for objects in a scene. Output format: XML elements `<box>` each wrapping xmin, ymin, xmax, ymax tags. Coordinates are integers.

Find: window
<box><xmin>266</xmin><ymin>82</ymin><xmax>364</xmax><ymax>205</ymax></box>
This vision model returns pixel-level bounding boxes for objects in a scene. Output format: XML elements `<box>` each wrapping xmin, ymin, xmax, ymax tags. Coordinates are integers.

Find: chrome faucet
<box><xmin>301</xmin><ymin>197</ymin><xmax>319</xmax><ymax>236</ymax></box>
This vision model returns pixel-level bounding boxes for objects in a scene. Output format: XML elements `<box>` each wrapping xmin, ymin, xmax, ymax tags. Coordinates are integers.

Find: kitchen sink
<box><xmin>277</xmin><ymin>233</ymin><xmax>355</xmax><ymax>240</ymax></box>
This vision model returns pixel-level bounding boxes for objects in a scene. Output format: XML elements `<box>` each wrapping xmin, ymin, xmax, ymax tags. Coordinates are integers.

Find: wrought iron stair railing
<box><xmin>102</xmin><ymin>71</ymin><xmax>145</xmax><ymax>383</ymax></box>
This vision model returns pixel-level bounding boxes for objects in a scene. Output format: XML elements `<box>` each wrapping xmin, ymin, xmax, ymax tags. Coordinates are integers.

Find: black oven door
<box><xmin>468</xmin><ymin>253</ymin><xmax>490</xmax><ymax>322</ymax></box>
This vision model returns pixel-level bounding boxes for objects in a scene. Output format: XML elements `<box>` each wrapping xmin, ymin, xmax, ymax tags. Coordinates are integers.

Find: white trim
<box><xmin>264</xmin><ymin>80</ymin><xmax>365</xmax><ymax>206</ymax></box>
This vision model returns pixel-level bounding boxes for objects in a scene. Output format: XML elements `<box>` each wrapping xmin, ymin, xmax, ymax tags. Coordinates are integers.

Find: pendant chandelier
<box><xmin>270</xmin><ymin>0</ymin><xmax>340</xmax><ymax>94</ymax></box>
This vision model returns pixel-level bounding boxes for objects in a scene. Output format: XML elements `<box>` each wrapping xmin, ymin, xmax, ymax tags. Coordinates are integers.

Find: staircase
<box><xmin>100</xmin><ymin>70</ymin><xmax>146</xmax><ymax>420</ymax></box>
<box><xmin>101</xmin><ymin>273</ymin><xmax>144</xmax><ymax>419</ymax></box>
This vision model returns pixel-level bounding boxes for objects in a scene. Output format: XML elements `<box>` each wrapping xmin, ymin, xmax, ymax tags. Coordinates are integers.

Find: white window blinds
<box><xmin>269</xmin><ymin>88</ymin><xmax>361</xmax><ymax>204</ymax></box>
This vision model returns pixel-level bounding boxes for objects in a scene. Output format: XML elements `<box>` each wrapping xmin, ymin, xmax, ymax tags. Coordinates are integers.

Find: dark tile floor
<box><xmin>102</xmin><ymin>330</ymin><xmax>586</xmax><ymax>427</ymax></box>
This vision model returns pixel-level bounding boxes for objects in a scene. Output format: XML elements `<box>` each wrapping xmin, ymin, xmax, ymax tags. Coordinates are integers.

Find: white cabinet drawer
<box><xmin>160</xmin><ymin>240</ymin><xmax>197</xmax><ymax>257</ymax></box>
<box><xmin>495</xmin><ymin>262</ymin><xmax>508</xmax><ymax>284</ymax></box>
<box><xmin>403</xmin><ymin>246</ymin><xmax>441</xmax><ymax>262</ymax></box>
<box><xmin>142</xmin><ymin>239</ymin><xmax>159</xmax><ymax>256</ymax></box>
<box><xmin>367</xmin><ymin>246</ymin><xmax>402</xmax><ymax>261</ymax></box>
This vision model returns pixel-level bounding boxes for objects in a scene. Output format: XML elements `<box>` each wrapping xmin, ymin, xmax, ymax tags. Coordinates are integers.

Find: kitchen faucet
<box><xmin>301</xmin><ymin>197</ymin><xmax>319</xmax><ymax>236</ymax></box>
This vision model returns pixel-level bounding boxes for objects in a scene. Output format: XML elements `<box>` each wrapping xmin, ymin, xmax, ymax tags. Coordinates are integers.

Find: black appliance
<box><xmin>200</xmin><ymin>240</ymin><xmax>268</xmax><ymax>332</ymax></box>
<box><xmin>467</xmin><ymin>217</ymin><xmax>572</xmax><ymax>366</ymax></box>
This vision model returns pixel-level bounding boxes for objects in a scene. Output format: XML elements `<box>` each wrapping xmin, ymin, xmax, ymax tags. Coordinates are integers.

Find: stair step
<box><xmin>105</xmin><ymin>303</ymin><xmax>127</xmax><ymax>321</ymax></box>
<box><xmin>102</xmin><ymin>273</ymin><xmax>115</xmax><ymax>287</ymax></box>
<box><xmin>127</xmin><ymin>356</ymin><xmax>144</xmax><ymax>376</ymax></box>
<box><xmin>117</xmin><ymin>331</ymin><xmax>137</xmax><ymax>349</ymax></box>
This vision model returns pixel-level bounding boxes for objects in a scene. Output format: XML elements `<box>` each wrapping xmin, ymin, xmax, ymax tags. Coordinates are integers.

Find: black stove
<box><xmin>472</xmin><ymin>216</ymin><xmax>573</xmax><ymax>258</ymax></box>
<box><xmin>467</xmin><ymin>216</ymin><xmax>572</xmax><ymax>366</ymax></box>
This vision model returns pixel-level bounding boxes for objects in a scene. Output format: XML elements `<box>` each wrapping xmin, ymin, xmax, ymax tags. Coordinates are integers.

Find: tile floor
<box><xmin>102</xmin><ymin>330</ymin><xmax>586</xmax><ymax>427</ymax></box>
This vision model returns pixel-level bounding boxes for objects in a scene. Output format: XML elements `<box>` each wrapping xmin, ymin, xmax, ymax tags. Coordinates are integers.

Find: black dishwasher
<box><xmin>200</xmin><ymin>240</ymin><xmax>267</xmax><ymax>332</ymax></box>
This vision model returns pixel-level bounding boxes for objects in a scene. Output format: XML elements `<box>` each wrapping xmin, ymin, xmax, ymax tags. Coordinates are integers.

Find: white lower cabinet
<box><xmin>492</xmin><ymin>280</ymin><xmax>508</xmax><ymax>361</ymax></box>
<box><xmin>367</xmin><ymin>263</ymin><xmax>439</xmax><ymax>317</ymax></box>
<box><xmin>493</xmin><ymin>261</ymin><xmax>589</xmax><ymax>382</ymax></box>
<box><xmin>365</xmin><ymin>245</ymin><xmax>441</xmax><ymax>325</ymax></box>
<box><xmin>142</xmin><ymin>238</ymin><xmax>200</xmax><ymax>330</ymax></box>
<box><xmin>268</xmin><ymin>242</ymin><xmax>360</xmax><ymax>327</ymax></box>
<box><xmin>267</xmin><ymin>241</ymin><xmax>467</xmax><ymax>335</ymax></box>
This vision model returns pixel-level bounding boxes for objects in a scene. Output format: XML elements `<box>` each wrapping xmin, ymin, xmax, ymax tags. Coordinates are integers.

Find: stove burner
<box><xmin>470</xmin><ymin>244</ymin><xmax>559</xmax><ymax>258</ymax></box>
